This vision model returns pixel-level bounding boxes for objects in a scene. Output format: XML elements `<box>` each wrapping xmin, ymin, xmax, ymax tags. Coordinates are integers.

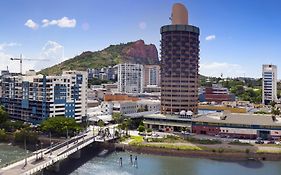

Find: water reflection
<box><xmin>71</xmin><ymin>152</ymin><xmax>281</xmax><ymax>175</ymax></box>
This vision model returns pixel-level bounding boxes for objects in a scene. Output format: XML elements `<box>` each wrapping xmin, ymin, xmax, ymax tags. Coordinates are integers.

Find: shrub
<box><xmin>0</xmin><ymin>129</ymin><xmax>7</xmax><ymax>141</ymax></box>
<box><xmin>137</xmin><ymin>125</ymin><xmax>145</xmax><ymax>132</ymax></box>
<box><xmin>147</xmin><ymin>128</ymin><xmax>152</xmax><ymax>133</ymax></box>
<box><xmin>218</xmin><ymin>148</ymin><xmax>224</xmax><ymax>153</ymax></box>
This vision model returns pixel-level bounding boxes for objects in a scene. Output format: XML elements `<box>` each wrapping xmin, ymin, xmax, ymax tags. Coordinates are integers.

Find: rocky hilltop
<box><xmin>39</xmin><ymin>40</ymin><xmax>159</xmax><ymax>75</ymax></box>
<box><xmin>122</xmin><ymin>40</ymin><xmax>159</xmax><ymax>65</ymax></box>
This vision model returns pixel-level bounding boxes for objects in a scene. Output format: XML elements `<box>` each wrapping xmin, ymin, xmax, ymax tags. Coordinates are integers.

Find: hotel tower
<box><xmin>160</xmin><ymin>3</ymin><xmax>200</xmax><ymax>114</ymax></box>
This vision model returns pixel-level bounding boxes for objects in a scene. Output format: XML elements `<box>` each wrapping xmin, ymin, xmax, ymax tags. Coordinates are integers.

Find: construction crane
<box><xmin>10</xmin><ymin>54</ymin><xmax>49</xmax><ymax>74</ymax></box>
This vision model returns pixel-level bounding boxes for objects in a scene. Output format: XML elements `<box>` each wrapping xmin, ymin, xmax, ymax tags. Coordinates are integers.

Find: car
<box><xmin>181</xmin><ymin>131</ymin><xmax>191</xmax><ymax>135</ymax></box>
<box><xmin>233</xmin><ymin>139</ymin><xmax>240</xmax><ymax>142</ymax></box>
<box><xmin>267</xmin><ymin>140</ymin><xmax>276</xmax><ymax>144</ymax></box>
<box><xmin>152</xmin><ymin>133</ymin><xmax>160</xmax><ymax>137</ymax></box>
<box><xmin>255</xmin><ymin>140</ymin><xmax>264</xmax><ymax>144</ymax></box>
<box><xmin>139</xmin><ymin>132</ymin><xmax>146</xmax><ymax>136</ymax></box>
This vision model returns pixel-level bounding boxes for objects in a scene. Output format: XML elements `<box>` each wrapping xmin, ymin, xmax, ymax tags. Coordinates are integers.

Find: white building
<box><xmin>137</xmin><ymin>99</ymin><xmax>161</xmax><ymax>112</ymax></box>
<box><xmin>101</xmin><ymin>101</ymin><xmax>138</xmax><ymax>115</ymax></box>
<box><xmin>101</xmin><ymin>99</ymin><xmax>160</xmax><ymax>115</ymax></box>
<box><xmin>0</xmin><ymin>70</ymin><xmax>88</xmax><ymax>123</ymax></box>
<box><xmin>262</xmin><ymin>64</ymin><xmax>277</xmax><ymax>105</ymax></box>
<box><xmin>116</xmin><ymin>63</ymin><xmax>144</xmax><ymax>93</ymax></box>
<box><xmin>144</xmin><ymin>65</ymin><xmax>160</xmax><ymax>87</ymax></box>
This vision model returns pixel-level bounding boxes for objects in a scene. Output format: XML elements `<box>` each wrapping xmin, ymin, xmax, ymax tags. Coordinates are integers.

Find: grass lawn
<box><xmin>129</xmin><ymin>135</ymin><xmax>144</xmax><ymax>145</ymax></box>
<box><xmin>137</xmin><ymin>143</ymin><xmax>203</xmax><ymax>151</ymax></box>
<box><xmin>256</xmin><ymin>150</ymin><xmax>281</xmax><ymax>154</ymax></box>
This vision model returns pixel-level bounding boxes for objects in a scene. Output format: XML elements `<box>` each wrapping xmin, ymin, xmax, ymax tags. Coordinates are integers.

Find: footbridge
<box><xmin>0</xmin><ymin>126</ymin><xmax>118</xmax><ymax>175</ymax></box>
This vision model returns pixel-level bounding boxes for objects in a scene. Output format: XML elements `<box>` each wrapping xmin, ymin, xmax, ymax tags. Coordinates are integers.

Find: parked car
<box><xmin>181</xmin><ymin>131</ymin><xmax>191</xmax><ymax>135</ymax></box>
<box><xmin>152</xmin><ymin>133</ymin><xmax>160</xmax><ymax>137</ymax></box>
<box><xmin>267</xmin><ymin>140</ymin><xmax>276</xmax><ymax>144</ymax></box>
<box><xmin>255</xmin><ymin>140</ymin><xmax>264</xmax><ymax>144</ymax></box>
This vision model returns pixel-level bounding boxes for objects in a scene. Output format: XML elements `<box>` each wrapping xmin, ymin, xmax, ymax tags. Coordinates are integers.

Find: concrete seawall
<box><xmin>115</xmin><ymin>143</ymin><xmax>281</xmax><ymax>161</ymax></box>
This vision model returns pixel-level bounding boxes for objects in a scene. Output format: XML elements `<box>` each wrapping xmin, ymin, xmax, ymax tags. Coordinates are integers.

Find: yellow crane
<box><xmin>10</xmin><ymin>54</ymin><xmax>49</xmax><ymax>74</ymax></box>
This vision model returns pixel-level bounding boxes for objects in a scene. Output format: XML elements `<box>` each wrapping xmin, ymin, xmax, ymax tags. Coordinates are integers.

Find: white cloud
<box><xmin>200</xmin><ymin>62</ymin><xmax>245</xmax><ymax>78</ymax></box>
<box><xmin>33</xmin><ymin>41</ymin><xmax>64</xmax><ymax>70</ymax></box>
<box><xmin>138</xmin><ymin>21</ymin><xmax>147</xmax><ymax>30</ymax></box>
<box><xmin>0</xmin><ymin>52</ymin><xmax>35</xmax><ymax>73</ymax></box>
<box><xmin>0</xmin><ymin>42</ymin><xmax>21</xmax><ymax>51</ymax></box>
<box><xmin>42</xmin><ymin>17</ymin><xmax>76</xmax><ymax>28</ymax></box>
<box><xmin>205</xmin><ymin>35</ymin><xmax>216</xmax><ymax>41</ymax></box>
<box><xmin>0</xmin><ymin>41</ymin><xmax>66</xmax><ymax>73</ymax></box>
<box><xmin>24</xmin><ymin>19</ymin><xmax>39</xmax><ymax>30</ymax></box>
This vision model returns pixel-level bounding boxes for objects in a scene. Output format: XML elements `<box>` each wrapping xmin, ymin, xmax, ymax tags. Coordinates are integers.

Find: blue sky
<box><xmin>0</xmin><ymin>0</ymin><xmax>281</xmax><ymax>78</ymax></box>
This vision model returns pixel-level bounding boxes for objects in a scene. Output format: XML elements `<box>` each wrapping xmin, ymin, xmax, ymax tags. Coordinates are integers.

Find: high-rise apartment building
<box><xmin>116</xmin><ymin>63</ymin><xmax>143</xmax><ymax>93</ymax></box>
<box><xmin>144</xmin><ymin>65</ymin><xmax>160</xmax><ymax>87</ymax></box>
<box><xmin>161</xmin><ymin>3</ymin><xmax>200</xmax><ymax>114</ymax></box>
<box><xmin>262</xmin><ymin>64</ymin><xmax>277</xmax><ymax>105</ymax></box>
<box><xmin>0</xmin><ymin>71</ymin><xmax>88</xmax><ymax>123</ymax></box>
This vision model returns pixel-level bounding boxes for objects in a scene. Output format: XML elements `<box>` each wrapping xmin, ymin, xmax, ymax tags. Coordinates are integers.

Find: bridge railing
<box><xmin>23</xmin><ymin>135</ymin><xmax>96</xmax><ymax>175</ymax></box>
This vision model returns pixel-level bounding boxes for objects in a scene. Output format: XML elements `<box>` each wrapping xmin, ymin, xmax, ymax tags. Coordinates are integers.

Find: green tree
<box><xmin>123</xmin><ymin>118</ymin><xmax>132</xmax><ymax>135</ymax></box>
<box><xmin>40</xmin><ymin>116</ymin><xmax>81</xmax><ymax>136</ymax></box>
<box><xmin>112</xmin><ymin>112</ymin><xmax>122</xmax><ymax>124</ymax></box>
<box><xmin>147</xmin><ymin>128</ymin><xmax>152</xmax><ymax>133</ymax></box>
<box><xmin>0</xmin><ymin>129</ymin><xmax>7</xmax><ymax>141</ymax></box>
<box><xmin>137</xmin><ymin>125</ymin><xmax>145</xmax><ymax>133</ymax></box>
<box><xmin>137</xmin><ymin>107</ymin><xmax>145</xmax><ymax>112</ymax></box>
<box><xmin>0</xmin><ymin>106</ymin><xmax>8</xmax><ymax>125</ymax></box>
<box><xmin>97</xmin><ymin>120</ymin><xmax>105</xmax><ymax>128</ymax></box>
<box><xmin>14</xmin><ymin>127</ymin><xmax>38</xmax><ymax>144</ymax></box>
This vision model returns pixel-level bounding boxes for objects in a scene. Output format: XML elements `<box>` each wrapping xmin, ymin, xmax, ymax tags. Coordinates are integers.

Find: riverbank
<box><xmin>115</xmin><ymin>143</ymin><xmax>281</xmax><ymax>161</ymax></box>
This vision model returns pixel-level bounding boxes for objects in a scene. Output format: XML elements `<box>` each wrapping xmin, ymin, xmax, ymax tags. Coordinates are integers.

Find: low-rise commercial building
<box><xmin>192</xmin><ymin>113</ymin><xmax>281</xmax><ymax>140</ymax></box>
<box><xmin>143</xmin><ymin>113</ymin><xmax>192</xmax><ymax>132</ymax></box>
<box><xmin>199</xmin><ymin>84</ymin><xmax>235</xmax><ymax>103</ymax></box>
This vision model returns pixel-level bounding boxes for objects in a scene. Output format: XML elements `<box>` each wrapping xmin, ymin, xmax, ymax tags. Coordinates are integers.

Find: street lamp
<box><xmin>24</xmin><ymin>133</ymin><xmax>27</xmax><ymax>167</ymax></box>
<box><xmin>66</xmin><ymin>126</ymin><xmax>69</xmax><ymax>148</ymax></box>
<box><xmin>40</xmin><ymin>142</ymin><xmax>43</xmax><ymax>159</ymax></box>
<box><xmin>35</xmin><ymin>144</ymin><xmax>38</xmax><ymax>161</ymax></box>
<box><xmin>50</xmin><ymin>142</ymin><xmax>53</xmax><ymax>156</ymax></box>
<box><xmin>49</xmin><ymin>131</ymin><xmax>52</xmax><ymax>147</ymax></box>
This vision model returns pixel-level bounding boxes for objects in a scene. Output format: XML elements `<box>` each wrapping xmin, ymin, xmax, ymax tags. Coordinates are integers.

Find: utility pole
<box><xmin>24</xmin><ymin>132</ymin><xmax>27</xmax><ymax>167</ymax></box>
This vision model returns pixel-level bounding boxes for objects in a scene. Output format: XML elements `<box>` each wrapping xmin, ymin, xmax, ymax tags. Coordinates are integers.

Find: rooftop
<box><xmin>193</xmin><ymin>113</ymin><xmax>281</xmax><ymax>126</ymax></box>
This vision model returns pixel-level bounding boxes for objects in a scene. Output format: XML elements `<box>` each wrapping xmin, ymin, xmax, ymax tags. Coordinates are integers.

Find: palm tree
<box><xmin>271</xmin><ymin>102</ymin><xmax>280</xmax><ymax>122</ymax></box>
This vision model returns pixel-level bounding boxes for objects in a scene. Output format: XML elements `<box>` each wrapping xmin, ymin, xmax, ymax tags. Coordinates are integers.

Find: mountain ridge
<box><xmin>39</xmin><ymin>40</ymin><xmax>159</xmax><ymax>75</ymax></box>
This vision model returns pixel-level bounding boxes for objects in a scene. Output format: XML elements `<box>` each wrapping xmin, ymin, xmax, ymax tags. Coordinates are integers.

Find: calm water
<box><xmin>0</xmin><ymin>143</ymin><xmax>28</xmax><ymax>167</ymax></box>
<box><xmin>70</xmin><ymin>151</ymin><xmax>281</xmax><ymax>175</ymax></box>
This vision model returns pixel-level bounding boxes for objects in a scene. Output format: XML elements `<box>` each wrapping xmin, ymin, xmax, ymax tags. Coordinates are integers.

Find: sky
<box><xmin>0</xmin><ymin>0</ymin><xmax>281</xmax><ymax>78</ymax></box>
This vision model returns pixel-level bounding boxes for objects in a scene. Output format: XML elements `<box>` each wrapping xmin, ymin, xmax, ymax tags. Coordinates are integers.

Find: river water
<box><xmin>2</xmin><ymin>144</ymin><xmax>281</xmax><ymax>175</ymax></box>
<box><xmin>0</xmin><ymin>143</ymin><xmax>28</xmax><ymax>167</ymax></box>
<box><xmin>70</xmin><ymin>151</ymin><xmax>281</xmax><ymax>175</ymax></box>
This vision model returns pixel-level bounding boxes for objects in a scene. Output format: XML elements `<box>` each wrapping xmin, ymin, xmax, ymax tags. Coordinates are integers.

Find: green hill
<box><xmin>39</xmin><ymin>40</ymin><xmax>159</xmax><ymax>75</ymax></box>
